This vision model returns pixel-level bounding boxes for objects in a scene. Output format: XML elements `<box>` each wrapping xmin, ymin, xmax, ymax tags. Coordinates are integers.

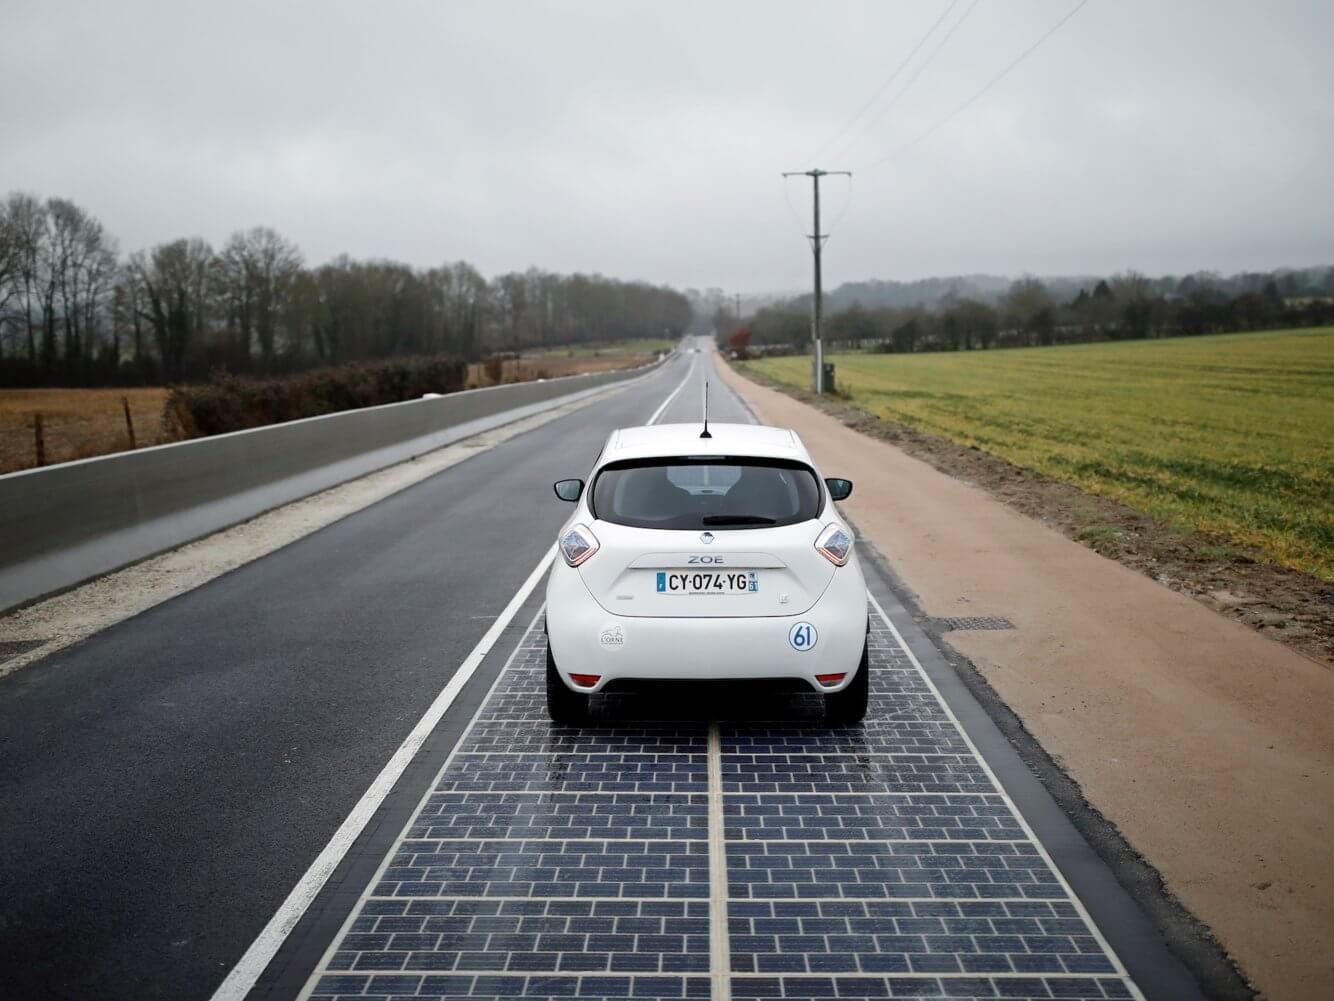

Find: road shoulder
<box><xmin>717</xmin><ymin>359</ymin><xmax>1334</xmax><ymax>1001</ymax></box>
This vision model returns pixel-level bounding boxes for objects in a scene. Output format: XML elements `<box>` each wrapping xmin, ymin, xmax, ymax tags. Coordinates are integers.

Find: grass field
<box><xmin>0</xmin><ymin>388</ymin><xmax>174</xmax><ymax>474</ymax></box>
<box><xmin>743</xmin><ymin>328</ymin><xmax>1334</xmax><ymax>581</ymax></box>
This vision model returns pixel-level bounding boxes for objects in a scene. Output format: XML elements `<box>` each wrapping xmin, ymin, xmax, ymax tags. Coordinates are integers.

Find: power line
<box><xmin>862</xmin><ymin>0</ymin><xmax>1093</xmax><ymax>170</ymax></box>
<box><xmin>806</xmin><ymin>0</ymin><xmax>962</xmax><ymax>163</ymax></box>
<box><xmin>827</xmin><ymin>172</ymin><xmax>855</xmax><ymax>235</ymax></box>
<box><xmin>828</xmin><ymin>0</ymin><xmax>982</xmax><ymax>162</ymax></box>
<box><xmin>781</xmin><ymin>175</ymin><xmax>809</xmax><ymax>235</ymax></box>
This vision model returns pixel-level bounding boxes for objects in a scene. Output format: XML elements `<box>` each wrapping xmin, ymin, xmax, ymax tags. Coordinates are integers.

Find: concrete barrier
<box><xmin>0</xmin><ymin>358</ymin><xmax>666</xmax><ymax>612</ymax></box>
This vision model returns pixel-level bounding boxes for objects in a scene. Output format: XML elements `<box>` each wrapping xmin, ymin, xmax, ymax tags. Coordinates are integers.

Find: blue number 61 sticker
<box><xmin>788</xmin><ymin>622</ymin><xmax>817</xmax><ymax>651</ymax></box>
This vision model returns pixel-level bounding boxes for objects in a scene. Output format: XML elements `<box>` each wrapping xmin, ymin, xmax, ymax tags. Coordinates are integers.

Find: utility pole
<box><xmin>782</xmin><ymin>168</ymin><xmax>850</xmax><ymax>393</ymax></box>
<box><xmin>734</xmin><ymin>293</ymin><xmax>742</xmax><ymax>329</ymax></box>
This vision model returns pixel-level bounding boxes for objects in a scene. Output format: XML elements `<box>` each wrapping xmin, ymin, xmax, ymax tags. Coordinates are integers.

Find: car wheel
<box><xmin>825</xmin><ymin>642</ymin><xmax>869</xmax><ymax>723</ymax></box>
<box><xmin>546</xmin><ymin>644</ymin><xmax>590</xmax><ymax>725</ymax></box>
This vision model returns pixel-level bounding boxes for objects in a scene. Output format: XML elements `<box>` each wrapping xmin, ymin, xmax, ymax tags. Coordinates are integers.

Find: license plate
<box><xmin>655</xmin><ymin>571</ymin><xmax>758</xmax><ymax>595</ymax></box>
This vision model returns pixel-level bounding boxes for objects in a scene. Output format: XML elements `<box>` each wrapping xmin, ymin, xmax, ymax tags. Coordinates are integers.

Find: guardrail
<box><xmin>0</xmin><ymin>357</ymin><xmax>667</xmax><ymax>613</ymax></box>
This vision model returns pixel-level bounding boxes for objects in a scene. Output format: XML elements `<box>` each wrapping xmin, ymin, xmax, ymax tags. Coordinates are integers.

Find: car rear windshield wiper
<box><xmin>701</xmin><ymin>515</ymin><xmax>777</xmax><ymax>525</ymax></box>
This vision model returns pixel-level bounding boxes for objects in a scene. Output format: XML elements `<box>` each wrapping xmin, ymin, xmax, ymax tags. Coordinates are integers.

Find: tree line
<box><xmin>0</xmin><ymin>192</ymin><xmax>693</xmax><ymax>387</ymax></box>
<box><xmin>724</xmin><ymin>267</ymin><xmax>1334</xmax><ymax>354</ymax></box>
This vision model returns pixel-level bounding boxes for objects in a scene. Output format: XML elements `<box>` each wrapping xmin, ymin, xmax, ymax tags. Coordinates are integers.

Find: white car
<box><xmin>545</xmin><ymin>421</ymin><xmax>869</xmax><ymax>724</ymax></box>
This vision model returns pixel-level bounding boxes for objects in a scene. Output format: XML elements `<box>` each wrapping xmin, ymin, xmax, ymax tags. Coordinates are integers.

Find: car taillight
<box><xmin>569</xmin><ymin>673</ymin><xmax>601</xmax><ymax>688</ymax></box>
<box><xmin>815</xmin><ymin>523</ymin><xmax>853</xmax><ymax>566</ymax></box>
<box><xmin>559</xmin><ymin>523</ymin><xmax>600</xmax><ymax>567</ymax></box>
<box><xmin>816</xmin><ymin>673</ymin><xmax>846</xmax><ymax>686</ymax></box>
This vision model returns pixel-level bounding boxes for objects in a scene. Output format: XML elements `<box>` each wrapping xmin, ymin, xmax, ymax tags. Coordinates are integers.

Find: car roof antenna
<box><xmin>700</xmin><ymin>381</ymin><xmax>713</xmax><ymax>438</ymax></box>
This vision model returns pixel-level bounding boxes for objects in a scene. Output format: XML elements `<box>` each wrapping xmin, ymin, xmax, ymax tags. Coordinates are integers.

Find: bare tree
<box><xmin>2</xmin><ymin>187</ymin><xmax>695</xmax><ymax>385</ymax></box>
<box><xmin>42</xmin><ymin>198</ymin><xmax>117</xmax><ymax>378</ymax></box>
<box><xmin>4</xmin><ymin>193</ymin><xmax>48</xmax><ymax>368</ymax></box>
<box><xmin>436</xmin><ymin>261</ymin><xmax>488</xmax><ymax>361</ymax></box>
<box><xmin>130</xmin><ymin>238</ymin><xmax>215</xmax><ymax>380</ymax></box>
<box><xmin>219</xmin><ymin>226</ymin><xmax>303</xmax><ymax>371</ymax></box>
<box><xmin>113</xmin><ymin>264</ymin><xmax>150</xmax><ymax>374</ymax></box>
<box><xmin>79</xmin><ymin>226</ymin><xmax>118</xmax><ymax>370</ymax></box>
<box><xmin>494</xmin><ymin>271</ymin><xmax>530</xmax><ymax>352</ymax></box>
<box><xmin>0</xmin><ymin>200</ymin><xmax>19</xmax><ymax>354</ymax></box>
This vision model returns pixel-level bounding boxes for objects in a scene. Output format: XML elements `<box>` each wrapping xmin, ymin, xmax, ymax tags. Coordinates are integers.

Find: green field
<box><xmin>743</xmin><ymin>328</ymin><xmax>1334</xmax><ymax>580</ymax></box>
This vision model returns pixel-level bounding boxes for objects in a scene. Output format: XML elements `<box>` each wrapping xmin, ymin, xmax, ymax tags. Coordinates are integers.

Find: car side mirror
<box><xmin>553</xmin><ymin>478</ymin><xmax>584</xmax><ymax>502</ymax></box>
<box><xmin>825</xmin><ymin>477</ymin><xmax>853</xmax><ymax>501</ymax></box>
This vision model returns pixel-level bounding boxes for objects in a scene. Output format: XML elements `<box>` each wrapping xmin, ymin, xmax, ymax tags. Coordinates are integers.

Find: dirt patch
<box><xmin>0</xmin><ymin>387</ymin><xmax>176</xmax><ymax>474</ymax></box>
<box><xmin>744</xmin><ymin>370</ymin><xmax>1334</xmax><ymax>667</ymax></box>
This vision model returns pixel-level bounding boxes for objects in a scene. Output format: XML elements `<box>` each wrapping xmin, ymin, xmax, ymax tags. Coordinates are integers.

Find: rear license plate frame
<box><xmin>655</xmin><ymin>570</ymin><xmax>759</xmax><ymax>595</ymax></box>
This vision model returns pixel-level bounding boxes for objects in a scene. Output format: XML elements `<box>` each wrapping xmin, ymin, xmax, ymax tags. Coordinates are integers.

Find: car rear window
<box><xmin>591</xmin><ymin>457</ymin><xmax>822</xmax><ymax>530</ymax></box>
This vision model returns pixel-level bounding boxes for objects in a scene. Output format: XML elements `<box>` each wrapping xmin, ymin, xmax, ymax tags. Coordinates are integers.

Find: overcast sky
<box><xmin>4</xmin><ymin>0</ymin><xmax>1331</xmax><ymax>293</ymax></box>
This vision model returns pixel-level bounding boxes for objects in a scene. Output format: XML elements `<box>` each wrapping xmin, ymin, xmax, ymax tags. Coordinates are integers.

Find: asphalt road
<box><xmin>0</xmin><ymin>351</ymin><xmax>710</xmax><ymax>999</ymax></box>
<box><xmin>0</xmin><ymin>343</ymin><xmax>1203</xmax><ymax>1001</ymax></box>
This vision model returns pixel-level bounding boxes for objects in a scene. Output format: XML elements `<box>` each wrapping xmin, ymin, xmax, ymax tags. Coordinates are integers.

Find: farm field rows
<box><xmin>743</xmin><ymin>327</ymin><xmax>1334</xmax><ymax>580</ymax></box>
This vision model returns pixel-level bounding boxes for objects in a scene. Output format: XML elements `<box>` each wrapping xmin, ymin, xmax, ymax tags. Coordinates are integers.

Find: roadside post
<box><xmin>122</xmin><ymin>396</ymin><xmax>137</xmax><ymax>449</ymax></box>
<box><xmin>33</xmin><ymin>413</ymin><xmax>46</xmax><ymax>467</ymax></box>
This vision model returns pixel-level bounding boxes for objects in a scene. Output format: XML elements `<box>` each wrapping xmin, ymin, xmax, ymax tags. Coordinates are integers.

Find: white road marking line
<box><xmin>868</xmin><ymin>592</ymin><xmax>1147</xmax><ymax>1001</ymax></box>
<box><xmin>648</xmin><ymin>354</ymin><xmax>695</xmax><ymax>424</ymax></box>
<box><xmin>207</xmin><ymin>548</ymin><xmax>555</xmax><ymax>1001</ymax></box>
<box><xmin>294</xmin><ymin>603</ymin><xmax>551</xmax><ymax>1001</ymax></box>
<box><xmin>706</xmin><ymin>721</ymin><xmax>732</xmax><ymax>1001</ymax></box>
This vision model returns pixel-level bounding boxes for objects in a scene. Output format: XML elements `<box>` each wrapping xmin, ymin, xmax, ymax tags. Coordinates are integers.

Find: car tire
<box><xmin>826</xmin><ymin>642</ymin><xmax>869</xmax><ymax>723</ymax></box>
<box><xmin>546</xmin><ymin>645</ymin><xmax>590</xmax><ymax>725</ymax></box>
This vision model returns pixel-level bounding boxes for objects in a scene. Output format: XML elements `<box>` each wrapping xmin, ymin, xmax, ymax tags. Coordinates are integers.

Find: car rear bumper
<box><xmin>545</xmin><ymin>559</ymin><xmax>868</xmax><ymax>693</ymax></box>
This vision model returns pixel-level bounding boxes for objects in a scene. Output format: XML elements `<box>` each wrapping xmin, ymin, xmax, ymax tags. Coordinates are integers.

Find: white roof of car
<box><xmin>602</xmin><ymin>423</ymin><xmax>811</xmax><ymax>463</ymax></box>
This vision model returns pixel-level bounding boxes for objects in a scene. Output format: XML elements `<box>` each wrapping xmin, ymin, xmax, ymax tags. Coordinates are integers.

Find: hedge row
<box><xmin>168</xmin><ymin>355</ymin><xmax>468</xmax><ymax>437</ymax></box>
